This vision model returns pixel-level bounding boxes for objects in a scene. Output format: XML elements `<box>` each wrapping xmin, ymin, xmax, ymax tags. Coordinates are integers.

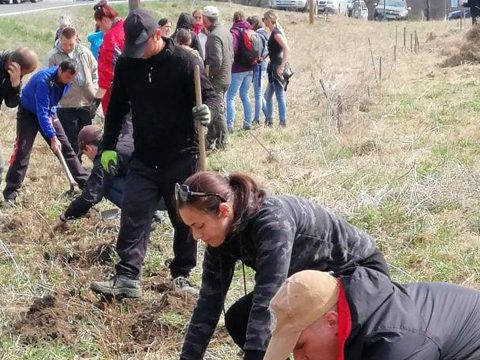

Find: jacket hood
<box><xmin>176</xmin><ymin>13</ymin><xmax>193</xmax><ymax>31</ymax></box>
<box><xmin>232</xmin><ymin>20</ymin><xmax>251</xmax><ymax>31</ymax></box>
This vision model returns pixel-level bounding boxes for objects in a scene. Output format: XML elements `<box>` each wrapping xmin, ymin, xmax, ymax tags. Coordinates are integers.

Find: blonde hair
<box><xmin>263</xmin><ymin>10</ymin><xmax>285</xmax><ymax>36</ymax></box>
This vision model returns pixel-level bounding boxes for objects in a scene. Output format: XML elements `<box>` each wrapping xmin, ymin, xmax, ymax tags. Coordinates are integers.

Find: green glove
<box><xmin>101</xmin><ymin>150</ymin><xmax>118</xmax><ymax>174</ymax></box>
<box><xmin>192</xmin><ymin>104</ymin><xmax>211</xmax><ymax>126</ymax></box>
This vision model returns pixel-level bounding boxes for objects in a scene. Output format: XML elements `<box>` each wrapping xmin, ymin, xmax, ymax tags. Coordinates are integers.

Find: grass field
<box><xmin>1</xmin><ymin>1</ymin><xmax>479</xmax><ymax>358</ymax></box>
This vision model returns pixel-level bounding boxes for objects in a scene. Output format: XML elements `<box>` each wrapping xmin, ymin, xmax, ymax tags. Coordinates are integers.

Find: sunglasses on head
<box><xmin>93</xmin><ymin>3</ymin><xmax>104</xmax><ymax>11</ymax></box>
<box><xmin>175</xmin><ymin>183</ymin><xmax>227</xmax><ymax>204</ymax></box>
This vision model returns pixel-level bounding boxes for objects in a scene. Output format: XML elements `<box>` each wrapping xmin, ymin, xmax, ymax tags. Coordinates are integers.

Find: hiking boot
<box><xmin>243</xmin><ymin>125</ymin><xmax>251</xmax><ymax>130</ymax></box>
<box><xmin>279</xmin><ymin>121</ymin><xmax>287</xmax><ymax>127</ymax></box>
<box><xmin>90</xmin><ymin>275</ymin><xmax>142</xmax><ymax>298</ymax></box>
<box><xmin>172</xmin><ymin>276</ymin><xmax>199</xmax><ymax>296</ymax></box>
<box><xmin>252</xmin><ymin>119</ymin><xmax>260</xmax><ymax>126</ymax></box>
<box><xmin>265</xmin><ymin>119</ymin><xmax>273</xmax><ymax>127</ymax></box>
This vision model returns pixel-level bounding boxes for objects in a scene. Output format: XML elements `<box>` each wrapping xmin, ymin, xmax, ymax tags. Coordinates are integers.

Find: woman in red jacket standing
<box><xmin>93</xmin><ymin>0</ymin><xmax>124</xmax><ymax>115</ymax></box>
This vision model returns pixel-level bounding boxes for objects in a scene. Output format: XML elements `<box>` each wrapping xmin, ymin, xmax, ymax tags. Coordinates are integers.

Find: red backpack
<box><xmin>234</xmin><ymin>27</ymin><xmax>260</xmax><ymax>67</ymax></box>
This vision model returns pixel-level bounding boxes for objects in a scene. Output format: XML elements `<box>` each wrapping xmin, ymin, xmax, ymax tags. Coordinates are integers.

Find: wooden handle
<box><xmin>194</xmin><ymin>65</ymin><xmax>207</xmax><ymax>172</ymax></box>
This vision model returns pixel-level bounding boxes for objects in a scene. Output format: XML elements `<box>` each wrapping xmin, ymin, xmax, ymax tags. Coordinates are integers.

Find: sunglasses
<box><xmin>175</xmin><ymin>183</ymin><xmax>227</xmax><ymax>204</ymax></box>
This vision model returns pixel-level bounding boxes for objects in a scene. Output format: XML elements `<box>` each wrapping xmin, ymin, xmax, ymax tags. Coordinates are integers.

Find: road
<box><xmin>0</xmin><ymin>0</ymin><xmax>117</xmax><ymax>16</ymax></box>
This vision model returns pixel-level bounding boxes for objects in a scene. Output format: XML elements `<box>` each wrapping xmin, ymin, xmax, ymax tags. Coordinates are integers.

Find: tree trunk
<box><xmin>129</xmin><ymin>0</ymin><xmax>140</xmax><ymax>11</ymax></box>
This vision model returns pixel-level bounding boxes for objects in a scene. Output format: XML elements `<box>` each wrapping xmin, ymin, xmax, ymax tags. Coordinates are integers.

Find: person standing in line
<box><xmin>202</xmin><ymin>5</ymin><xmax>233</xmax><ymax>150</ymax></box>
<box><xmin>54</xmin><ymin>15</ymin><xmax>72</xmax><ymax>46</ymax></box>
<box><xmin>46</xmin><ymin>26</ymin><xmax>99</xmax><ymax>157</ymax></box>
<box><xmin>173</xmin><ymin>13</ymin><xmax>204</xmax><ymax>59</ymax></box>
<box><xmin>226</xmin><ymin>11</ymin><xmax>255</xmax><ymax>132</ymax></box>
<box><xmin>158</xmin><ymin>18</ymin><xmax>172</xmax><ymax>38</ymax></box>
<box><xmin>3</xmin><ymin>59</ymin><xmax>89</xmax><ymax>203</ymax></box>
<box><xmin>263</xmin><ymin>10</ymin><xmax>289</xmax><ymax>127</ymax></box>
<box><xmin>89</xmin><ymin>9</ymin><xmax>221</xmax><ymax>299</ymax></box>
<box><xmin>247</xmin><ymin>16</ymin><xmax>268</xmax><ymax>126</ymax></box>
<box><xmin>93</xmin><ymin>0</ymin><xmax>124</xmax><ymax>115</ymax></box>
<box><xmin>0</xmin><ymin>47</ymin><xmax>38</xmax><ymax>202</ymax></box>
<box><xmin>192</xmin><ymin>9</ymin><xmax>207</xmax><ymax>58</ymax></box>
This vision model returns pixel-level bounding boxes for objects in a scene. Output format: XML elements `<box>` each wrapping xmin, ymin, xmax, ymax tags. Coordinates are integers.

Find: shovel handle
<box><xmin>194</xmin><ymin>65</ymin><xmax>207</xmax><ymax>172</ymax></box>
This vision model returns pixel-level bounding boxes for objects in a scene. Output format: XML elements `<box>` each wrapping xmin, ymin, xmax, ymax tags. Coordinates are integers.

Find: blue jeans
<box><xmin>226</xmin><ymin>71</ymin><xmax>253</xmax><ymax>129</ymax></box>
<box><xmin>252</xmin><ymin>66</ymin><xmax>267</xmax><ymax>121</ymax></box>
<box><xmin>264</xmin><ymin>79</ymin><xmax>287</xmax><ymax>124</ymax></box>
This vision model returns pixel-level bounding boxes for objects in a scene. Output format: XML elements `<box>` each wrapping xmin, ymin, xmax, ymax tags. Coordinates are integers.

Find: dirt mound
<box><xmin>10</xmin><ymin>293</ymin><xmax>77</xmax><ymax>345</ymax></box>
<box><xmin>47</xmin><ymin>242</ymin><xmax>115</xmax><ymax>268</ymax></box>
<box><xmin>441</xmin><ymin>26</ymin><xmax>480</xmax><ymax>67</ymax></box>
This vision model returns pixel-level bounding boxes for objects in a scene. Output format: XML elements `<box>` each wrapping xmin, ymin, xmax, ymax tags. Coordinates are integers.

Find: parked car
<box><xmin>448</xmin><ymin>8</ymin><xmax>471</xmax><ymax>20</ymax></box>
<box><xmin>346</xmin><ymin>0</ymin><xmax>355</xmax><ymax>16</ymax></box>
<box><xmin>269</xmin><ymin>0</ymin><xmax>318</xmax><ymax>13</ymax></box>
<box><xmin>0</xmin><ymin>0</ymin><xmax>40</xmax><ymax>4</ymax></box>
<box><xmin>374</xmin><ymin>0</ymin><xmax>410</xmax><ymax>20</ymax></box>
<box><xmin>352</xmin><ymin>0</ymin><xmax>368</xmax><ymax>19</ymax></box>
<box><xmin>317</xmin><ymin>0</ymin><xmax>347</xmax><ymax>14</ymax></box>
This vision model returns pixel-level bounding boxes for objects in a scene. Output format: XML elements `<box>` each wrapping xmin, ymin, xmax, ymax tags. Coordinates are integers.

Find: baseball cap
<box><xmin>123</xmin><ymin>9</ymin><xmax>158</xmax><ymax>58</ymax></box>
<box><xmin>263</xmin><ymin>270</ymin><xmax>339</xmax><ymax>360</ymax></box>
<box><xmin>203</xmin><ymin>5</ymin><xmax>219</xmax><ymax>18</ymax></box>
<box><xmin>78</xmin><ymin>125</ymin><xmax>103</xmax><ymax>154</ymax></box>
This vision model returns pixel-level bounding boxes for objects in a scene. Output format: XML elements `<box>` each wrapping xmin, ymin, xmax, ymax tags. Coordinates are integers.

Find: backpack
<box><xmin>234</xmin><ymin>27</ymin><xmax>260</xmax><ymax>67</ymax></box>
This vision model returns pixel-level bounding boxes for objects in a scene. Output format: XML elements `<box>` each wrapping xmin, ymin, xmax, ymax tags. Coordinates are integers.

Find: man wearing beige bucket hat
<box><xmin>265</xmin><ymin>267</ymin><xmax>480</xmax><ymax>360</ymax></box>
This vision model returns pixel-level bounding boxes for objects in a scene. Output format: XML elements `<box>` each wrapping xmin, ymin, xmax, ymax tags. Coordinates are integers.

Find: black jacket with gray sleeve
<box><xmin>180</xmin><ymin>195</ymin><xmax>381</xmax><ymax>359</ymax></box>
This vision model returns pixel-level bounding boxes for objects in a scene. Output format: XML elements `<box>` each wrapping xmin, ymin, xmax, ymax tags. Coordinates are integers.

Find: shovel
<box><xmin>54</xmin><ymin>149</ymin><xmax>77</xmax><ymax>193</ymax></box>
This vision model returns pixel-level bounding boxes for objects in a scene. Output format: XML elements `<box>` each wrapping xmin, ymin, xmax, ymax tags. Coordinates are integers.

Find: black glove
<box><xmin>89</xmin><ymin>98</ymin><xmax>101</xmax><ymax>119</ymax></box>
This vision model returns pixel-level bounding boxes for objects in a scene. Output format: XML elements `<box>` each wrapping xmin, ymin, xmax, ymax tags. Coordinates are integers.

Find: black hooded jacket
<box><xmin>0</xmin><ymin>50</ymin><xmax>21</xmax><ymax>108</ymax></box>
<box><xmin>342</xmin><ymin>267</ymin><xmax>480</xmax><ymax>359</ymax></box>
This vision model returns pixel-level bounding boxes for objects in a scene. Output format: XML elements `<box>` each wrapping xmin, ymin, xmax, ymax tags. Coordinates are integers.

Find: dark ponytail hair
<box><xmin>181</xmin><ymin>171</ymin><xmax>267</xmax><ymax>233</ymax></box>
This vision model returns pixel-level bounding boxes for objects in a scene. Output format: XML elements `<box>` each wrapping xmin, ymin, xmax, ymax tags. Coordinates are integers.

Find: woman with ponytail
<box><xmin>263</xmin><ymin>10</ymin><xmax>289</xmax><ymax>127</ymax></box>
<box><xmin>93</xmin><ymin>0</ymin><xmax>124</xmax><ymax>114</ymax></box>
<box><xmin>177</xmin><ymin>171</ymin><xmax>388</xmax><ymax>360</ymax></box>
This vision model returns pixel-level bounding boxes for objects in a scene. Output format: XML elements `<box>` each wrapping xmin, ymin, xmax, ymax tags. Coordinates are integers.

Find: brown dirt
<box><xmin>441</xmin><ymin>26</ymin><xmax>480</xmax><ymax>67</ymax></box>
<box><xmin>10</xmin><ymin>293</ymin><xmax>77</xmax><ymax>345</ymax></box>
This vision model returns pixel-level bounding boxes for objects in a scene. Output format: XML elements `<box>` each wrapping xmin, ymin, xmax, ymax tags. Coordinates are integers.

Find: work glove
<box><xmin>192</xmin><ymin>104</ymin><xmax>211</xmax><ymax>127</ymax></box>
<box><xmin>101</xmin><ymin>150</ymin><xmax>118</xmax><ymax>174</ymax></box>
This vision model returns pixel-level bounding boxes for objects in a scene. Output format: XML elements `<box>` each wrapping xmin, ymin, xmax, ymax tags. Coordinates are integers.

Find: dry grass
<box><xmin>1</xmin><ymin>2</ymin><xmax>480</xmax><ymax>358</ymax></box>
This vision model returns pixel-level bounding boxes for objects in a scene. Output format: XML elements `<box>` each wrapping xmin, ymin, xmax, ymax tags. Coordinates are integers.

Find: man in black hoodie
<box><xmin>90</xmin><ymin>9</ymin><xmax>220</xmax><ymax>299</ymax></box>
<box><xmin>0</xmin><ymin>47</ymin><xmax>37</xmax><ymax>200</ymax></box>
<box><xmin>264</xmin><ymin>268</ymin><xmax>480</xmax><ymax>360</ymax></box>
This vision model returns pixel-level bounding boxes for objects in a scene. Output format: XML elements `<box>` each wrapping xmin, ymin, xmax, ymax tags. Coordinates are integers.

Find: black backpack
<box><xmin>234</xmin><ymin>27</ymin><xmax>260</xmax><ymax>67</ymax></box>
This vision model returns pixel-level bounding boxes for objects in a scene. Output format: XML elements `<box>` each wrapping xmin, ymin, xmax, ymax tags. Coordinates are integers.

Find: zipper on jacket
<box><xmin>148</xmin><ymin>66</ymin><xmax>153</xmax><ymax>83</ymax></box>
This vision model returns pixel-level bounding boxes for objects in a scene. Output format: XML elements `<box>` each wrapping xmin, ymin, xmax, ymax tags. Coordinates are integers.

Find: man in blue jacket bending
<box><xmin>3</xmin><ymin>59</ymin><xmax>89</xmax><ymax>203</ymax></box>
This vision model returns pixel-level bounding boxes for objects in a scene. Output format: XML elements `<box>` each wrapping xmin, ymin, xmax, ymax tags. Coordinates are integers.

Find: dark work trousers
<box><xmin>3</xmin><ymin>106</ymin><xmax>89</xmax><ymax>199</ymax></box>
<box><xmin>57</xmin><ymin>107</ymin><xmax>92</xmax><ymax>157</ymax></box>
<box><xmin>0</xmin><ymin>140</ymin><xmax>4</xmax><ymax>189</ymax></box>
<box><xmin>115</xmin><ymin>154</ymin><xmax>198</xmax><ymax>280</ymax></box>
<box><xmin>206</xmin><ymin>84</ymin><xmax>228</xmax><ymax>150</ymax></box>
<box><xmin>224</xmin><ymin>251</ymin><xmax>389</xmax><ymax>351</ymax></box>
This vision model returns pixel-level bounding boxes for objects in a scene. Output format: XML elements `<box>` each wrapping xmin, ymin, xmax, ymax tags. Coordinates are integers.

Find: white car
<box><xmin>317</xmin><ymin>0</ymin><xmax>347</xmax><ymax>14</ymax></box>
<box><xmin>269</xmin><ymin>0</ymin><xmax>318</xmax><ymax>13</ymax></box>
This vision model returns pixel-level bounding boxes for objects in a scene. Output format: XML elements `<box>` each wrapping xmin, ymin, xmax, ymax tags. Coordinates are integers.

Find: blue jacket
<box><xmin>20</xmin><ymin>66</ymin><xmax>71</xmax><ymax>139</ymax></box>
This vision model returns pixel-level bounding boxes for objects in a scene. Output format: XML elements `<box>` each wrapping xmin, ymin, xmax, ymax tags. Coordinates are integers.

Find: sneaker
<box><xmin>279</xmin><ymin>121</ymin><xmax>287</xmax><ymax>127</ymax></box>
<box><xmin>252</xmin><ymin>119</ymin><xmax>260</xmax><ymax>126</ymax></box>
<box><xmin>265</xmin><ymin>119</ymin><xmax>273</xmax><ymax>127</ymax></box>
<box><xmin>172</xmin><ymin>276</ymin><xmax>199</xmax><ymax>296</ymax></box>
<box><xmin>90</xmin><ymin>274</ymin><xmax>142</xmax><ymax>298</ymax></box>
<box><xmin>243</xmin><ymin>125</ymin><xmax>251</xmax><ymax>130</ymax></box>
<box><xmin>3</xmin><ymin>191</ymin><xmax>18</xmax><ymax>206</ymax></box>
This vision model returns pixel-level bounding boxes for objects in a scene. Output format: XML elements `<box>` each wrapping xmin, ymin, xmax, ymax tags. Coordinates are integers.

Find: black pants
<box><xmin>115</xmin><ymin>155</ymin><xmax>198</xmax><ymax>279</ymax></box>
<box><xmin>57</xmin><ymin>107</ymin><xmax>92</xmax><ymax>157</ymax></box>
<box><xmin>224</xmin><ymin>249</ymin><xmax>389</xmax><ymax>351</ymax></box>
<box><xmin>207</xmin><ymin>84</ymin><xmax>228</xmax><ymax>150</ymax></box>
<box><xmin>3</xmin><ymin>106</ymin><xmax>89</xmax><ymax>199</ymax></box>
<box><xmin>0</xmin><ymin>140</ymin><xmax>4</xmax><ymax>189</ymax></box>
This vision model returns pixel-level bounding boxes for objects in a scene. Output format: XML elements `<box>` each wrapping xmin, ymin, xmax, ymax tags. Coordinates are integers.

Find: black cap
<box><xmin>123</xmin><ymin>9</ymin><xmax>158</xmax><ymax>58</ymax></box>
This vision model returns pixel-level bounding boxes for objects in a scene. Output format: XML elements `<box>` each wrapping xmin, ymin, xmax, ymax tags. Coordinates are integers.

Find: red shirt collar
<box><xmin>337</xmin><ymin>279</ymin><xmax>352</xmax><ymax>360</ymax></box>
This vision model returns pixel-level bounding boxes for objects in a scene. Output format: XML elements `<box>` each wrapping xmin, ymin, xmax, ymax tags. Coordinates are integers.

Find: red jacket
<box><xmin>98</xmin><ymin>19</ymin><xmax>124</xmax><ymax>113</ymax></box>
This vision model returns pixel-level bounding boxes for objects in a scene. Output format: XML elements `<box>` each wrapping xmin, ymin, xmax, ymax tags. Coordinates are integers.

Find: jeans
<box><xmin>252</xmin><ymin>66</ymin><xmax>267</xmax><ymax>121</ymax></box>
<box><xmin>264</xmin><ymin>79</ymin><xmax>287</xmax><ymax>124</ymax></box>
<box><xmin>226</xmin><ymin>71</ymin><xmax>253</xmax><ymax>129</ymax></box>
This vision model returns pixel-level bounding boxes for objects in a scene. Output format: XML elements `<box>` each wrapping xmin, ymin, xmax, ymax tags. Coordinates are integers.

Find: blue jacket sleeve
<box><xmin>34</xmin><ymin>80</ymin><xmax>56</xmax><ymax>139</ymax></box>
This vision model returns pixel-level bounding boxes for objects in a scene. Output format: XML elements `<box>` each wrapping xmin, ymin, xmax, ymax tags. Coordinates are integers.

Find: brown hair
<box><xmin>247</xmin><ymin>15</ymin><xmax>261</xmax><ymax>31</ymax></box>
<box><xmin>158</xmin><ymin>17</ymin><xmax>170</xmax><ymax>27</ymax></box>
<box><xmin>175</xmin><ymin>28</ymin><xmax>191</xmax><ymax>46</ymax></box>
<box><xmin>61</xmin><ymin>26</ymin><xmax>77</xmax><ymax>39</ymax></box>
<box><xmin>180</xmin><ymin>171</ymin><xmax>267</xmax><ymax>232</ymax></box>
<box><xmin>233</xmin><ymin>10</ymin><xmax>245</xmax><ymax>23</ymax></box>
<box><xmin>10</xmin><ymin>47</ymin><xmax>38</xmax><ymax>71</ymax></box>
<box><xmin>192</xmin><ymin>9</ymin><xmax>202</xmax><ymax>18</ymax></box>
<box><xmin>94</xmin><ymin>0</ymin><xmax>118</xmax><ymax>21</ymax></box>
